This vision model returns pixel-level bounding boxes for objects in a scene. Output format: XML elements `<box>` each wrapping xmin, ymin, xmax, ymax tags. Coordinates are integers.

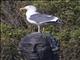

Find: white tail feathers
<box><xmin>50</xmin><ymin>17</ymin><xmax>58</xmax><ymax>21</ymax></box>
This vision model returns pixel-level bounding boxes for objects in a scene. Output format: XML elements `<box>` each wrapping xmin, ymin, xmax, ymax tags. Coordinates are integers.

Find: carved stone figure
<box><xmin>19</xmin><ymin>32</ymin><xmax>59</xmax><ymax>60</ymax></box>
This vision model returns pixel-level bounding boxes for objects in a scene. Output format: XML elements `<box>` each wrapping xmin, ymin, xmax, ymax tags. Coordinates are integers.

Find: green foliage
<box><xmin>1</xmin><ymin>23</ymin><xmax>27</xmax><ymax>60</ymax></box>
<box><xmin>1</xmin><ymin>0</ymin><xmax>80</xmax><ymax>60</ymax></box>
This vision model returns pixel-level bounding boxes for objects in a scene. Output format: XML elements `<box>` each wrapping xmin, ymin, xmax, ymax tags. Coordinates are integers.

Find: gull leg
<box><xmin>38</xmin><ymin>25</ymin><xmax>40</xmax><ymax>32</ymax></box>
<box><xmin>42</xmin><ymin>27</ymin><xmax>45</xmax><ymax>32</ymax></box>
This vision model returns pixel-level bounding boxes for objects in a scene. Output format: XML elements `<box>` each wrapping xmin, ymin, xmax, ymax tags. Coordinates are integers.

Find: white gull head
<box><xmin>20</xmin><ymin>5</ymin><xmax>38</xmax><ymax>15</ymax></box>
<box><xmin>20</xmin><ymin>5</ymin><xmax>39</xmax><ymax>24</ymax></box>
<box><xmin>23</xmin><ymin>5</ymin><xmax>37</xmax><ymax>11</ymax></box>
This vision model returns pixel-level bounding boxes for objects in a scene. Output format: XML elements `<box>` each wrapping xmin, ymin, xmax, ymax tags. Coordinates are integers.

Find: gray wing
<box><xmin>29</xmin><ymin>14</ymin><xmax>58</xmax><ymax>23</ymax></box>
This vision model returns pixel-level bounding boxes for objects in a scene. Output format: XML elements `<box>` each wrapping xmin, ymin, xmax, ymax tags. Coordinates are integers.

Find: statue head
<box><xmin>19</xmin><ymin>32</ymin><xmax>59</xmax><ymax>60</ymax></box>
<box><xmin>19</xmin><ymin>32</ymin><xmax>54</xmax><ymax>60</ymax></box>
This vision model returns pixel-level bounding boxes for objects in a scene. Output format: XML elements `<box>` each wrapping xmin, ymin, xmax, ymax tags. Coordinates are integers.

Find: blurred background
<box><xmin>0</xmin><ymin>0</ymin><xmax>80</xmax><ymax>60</ymax></box>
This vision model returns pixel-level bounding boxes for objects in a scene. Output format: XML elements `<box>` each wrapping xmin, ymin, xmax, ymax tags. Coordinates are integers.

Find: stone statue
<box><xmin>19</xmin><ymin>32</ymin><xmax>59</xmax><ymax>60</ymax></box>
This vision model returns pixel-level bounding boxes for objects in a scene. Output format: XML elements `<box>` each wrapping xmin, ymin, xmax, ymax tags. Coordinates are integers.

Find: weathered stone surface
<box><xmin>19</xmin><ymin>32</ymin><xmax>59</xmax><ymax>60</ymax></box>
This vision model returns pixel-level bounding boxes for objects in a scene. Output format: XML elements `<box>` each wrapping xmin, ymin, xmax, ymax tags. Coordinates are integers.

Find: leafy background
<box><xmin>1</xmin><ymin>0</ymin><xmax>80</xmax><ymax>60</ymax></box>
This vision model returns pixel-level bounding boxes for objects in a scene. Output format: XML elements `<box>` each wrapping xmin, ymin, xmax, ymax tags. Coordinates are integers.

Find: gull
<box><xmin>20</xmin><ymin>5</ymin><xmax>61</xmax><ymax>32</ymax></box>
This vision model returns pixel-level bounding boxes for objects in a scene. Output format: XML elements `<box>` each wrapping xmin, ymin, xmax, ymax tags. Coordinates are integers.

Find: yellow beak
<box><xmin>20</xmin><ymin>8</ymin><xmax>25</xmax><ymax>11</ymax></box>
